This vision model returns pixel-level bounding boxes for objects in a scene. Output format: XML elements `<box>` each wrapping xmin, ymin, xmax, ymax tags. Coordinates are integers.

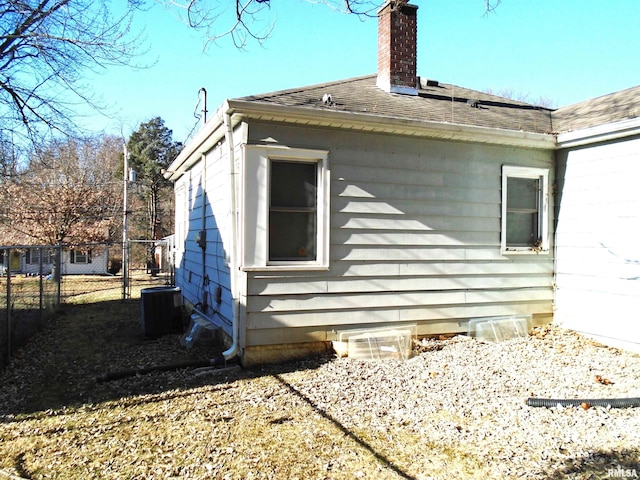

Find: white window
<box><xmin>242</xmin><ymin>145</ymin><xmax>329</xmax><ymax>270</ymax></box>
<box><xmin>70</xmin><ymin>249</ymin><xmax>92</xmax><ymax>264</ymax></box>
<box><xmin>501</xmin><ymin>166</ymin><xmax>549</xmax><ymax>254</ymax></box>
<box><xmin>27</xmin><ymin>248</ymin><xmax>53</xmax><ymax>265</ymax></box>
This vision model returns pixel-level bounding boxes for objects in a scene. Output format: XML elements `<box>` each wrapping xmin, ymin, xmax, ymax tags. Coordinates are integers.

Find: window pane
<box><xmin>507</xmin><ymin>177</ymin><xmax>538</xmax><ymax>211</ymax></box>
<box><xmin>269</xmin><ymin>160</ymin><xmax>318</xmax><ymax>261</ymax></box>
<box><xmin>506</xmin><ymin>176</ymin><xmax>540</xmax><ymax>247</ymax></box>
<box><xmin>269</xmin><ymin>211</ymin><xmax>316</xmax><ymax>260</ymax></box>
<box><xmin>73</xmin><ymin>251</ymin><xmax>88</xmax><ymax>263</ymax></box>
<box><xmin>506</xmin><ymin>212</ymin><xmax>538</xmax><ymax>246</ymax></box>
<box><xmin>270</xmin><ymin>161</ymin><xmax>317</xmax><ymax>208</ymax></box>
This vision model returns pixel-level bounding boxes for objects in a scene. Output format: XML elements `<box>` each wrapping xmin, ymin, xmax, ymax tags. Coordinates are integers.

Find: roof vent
<box><xmin>467</xmin><ymin>99</ymin><xmax>479</xmax><ymax>108</ymax></box>
<box><xmin>419</xmin><ymin>77</ymin><xmax>439</xmax><ymax>89</ymax></box>
<box><xmin>322</xmin><ymin>93</ymin><xmax>333</xmax><ymax>105</ymax></box>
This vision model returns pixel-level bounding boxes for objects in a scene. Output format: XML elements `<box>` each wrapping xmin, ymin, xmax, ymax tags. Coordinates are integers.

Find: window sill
<box><xmin>501</xmin><ymin>247</ymin><xmax>550</xmax><ymax>256</ymax></box>
<box><xmin>242</xmin><ymin>264</ymin><xmax>330</xmax><ymax>272</ymax></box>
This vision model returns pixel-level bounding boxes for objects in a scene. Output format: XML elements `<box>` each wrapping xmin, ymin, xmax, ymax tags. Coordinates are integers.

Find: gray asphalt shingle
<box><xmin>238</xmin><ymin>74</ymin><xmax>640</xmax><ymax>136</ymax></box>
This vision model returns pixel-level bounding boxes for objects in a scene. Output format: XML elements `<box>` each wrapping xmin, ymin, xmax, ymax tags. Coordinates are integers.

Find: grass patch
<box><xmin>2</xmin><ymin>276</ymin><xmax>638</xmax><ymax>479</ymax></box>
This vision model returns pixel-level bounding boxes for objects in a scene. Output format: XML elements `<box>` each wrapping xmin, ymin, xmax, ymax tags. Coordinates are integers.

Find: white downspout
<box><xmin>221</xmin><ymin>104</ymin><xmax>240</xmax><ymax>362</ymax></box>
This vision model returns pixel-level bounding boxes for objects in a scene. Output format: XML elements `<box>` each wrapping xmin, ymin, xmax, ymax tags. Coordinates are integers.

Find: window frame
<box><xmin>501</xmin><ymin>165</ymin><xmax>550</xmax><ymax>255</ymax></box>
<box><xmin>70</xmin><ymin>249</ymin><xmax>92</xmax><ymax>264</ymax></box>
<box><xmin>242</xmin><ymin>145</ymin><xmax>330</xmax><ymax>271</ymax></box>
<box><xmin>27</xmin><ymin>248</ymin><xmax>53</xmax><ymax>265</ymax></box>
<box><xmin>268</xmin><ymin>159</ymin><xmax>319</xmax><ymax>263</ymax></box>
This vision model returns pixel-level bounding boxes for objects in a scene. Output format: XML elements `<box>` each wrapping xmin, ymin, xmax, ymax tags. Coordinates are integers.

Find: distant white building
<box><xmin>1</xmin><ymin>246</ymin><xmax>109</xmax><ymax>276</ymax></box>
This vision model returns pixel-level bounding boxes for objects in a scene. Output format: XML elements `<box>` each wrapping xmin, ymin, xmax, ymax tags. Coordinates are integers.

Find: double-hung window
<box><xmin>242</xmin><ymin>145</ymin><xmax>329</xmax><ymax>270</ymax></box>
<box><xmin>501</xmin><ymin>166</ymin><xmax>549</xmax><ymax>254</ymax></box>
<box><xmin>269</xmin><ymin>160</ymin><xmax>318</xmax><ymax>262</ymax></box>
<box><xmin>70</xmin><ymin>249</ymin><xmax>92</xmax><ymax>264</ymax></box>
<box><xmin>27</xmin><ymin>248</ymin><xmax>52</xmax><ymax>265</ymax></box>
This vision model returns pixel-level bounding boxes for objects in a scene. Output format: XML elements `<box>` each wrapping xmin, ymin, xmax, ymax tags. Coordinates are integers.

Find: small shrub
<box><xmin>108</xmin><ymin>258</ymin><xmax>122</xmax><ymax>275</ymax></box>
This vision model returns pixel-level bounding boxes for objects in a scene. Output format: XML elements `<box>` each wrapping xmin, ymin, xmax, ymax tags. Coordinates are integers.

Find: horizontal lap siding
<box><xmin>175</xmin><ymin>146</ymin><xmax>235</xmax><ymax>331</ymax></box>
<box><xmin>244</xmin><ymin>124</ymin><xmax>554</xmax><ymax>346</ymax></box>
<box><xmin>555</xmin><ymin>137</ymin><xmax>640</xmax><ymax>351</ymax></box>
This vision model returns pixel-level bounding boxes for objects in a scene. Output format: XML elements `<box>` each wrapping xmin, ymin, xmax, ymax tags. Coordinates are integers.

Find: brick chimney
<box><xmin>377</xmin><ymin>1</ymin><xmax>419</xmax><ymax>96</ymax></box>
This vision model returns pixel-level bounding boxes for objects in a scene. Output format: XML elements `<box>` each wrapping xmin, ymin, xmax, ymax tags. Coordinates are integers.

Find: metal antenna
<box><xmin>199</xmin><ymin>87</ymin><xmax>208</xmax><ymax>126</ymax></box>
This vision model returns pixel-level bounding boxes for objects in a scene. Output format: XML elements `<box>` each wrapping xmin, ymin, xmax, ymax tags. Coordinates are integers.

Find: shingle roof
<box><xmin>237</xmin><ymin>74</ymin><xmax>640</xmax><ymax>137</ymax></box>
<box><xmin>238</xmin><ymin>74</ymin><xmax>555</xmax><ymax>135</ymax></box>
<box><xmin>552</xmin><ymin>84</ymin><xmax>640</xmax><ymax>133</ymax></box>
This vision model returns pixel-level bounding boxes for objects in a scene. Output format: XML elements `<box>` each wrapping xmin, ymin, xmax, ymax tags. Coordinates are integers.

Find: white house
<box><xmin>165</xmin><ymin>2</ymin><xmax>640</xmax><ymax>365</ymax></box>
<box><xmin>1</xmin><ymin>246</ymin><xmax>110</xmax><ymax>276</ymax></box>
<box><xmin>553</xmin><ymin>88</ymin><xmax>640</xmax><ymax>353</ymax></box>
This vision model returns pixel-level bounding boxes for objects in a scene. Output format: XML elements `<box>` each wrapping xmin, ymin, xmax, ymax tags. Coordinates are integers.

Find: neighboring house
<box><xmin>0</xmin><ymin>246</ymin><xmax>109</xmax><ymax>276</ymax></box>
<box><xmin>165</xmin><ymin>3</ymin><xmax>640</xmax><ymax>365</ymax></box>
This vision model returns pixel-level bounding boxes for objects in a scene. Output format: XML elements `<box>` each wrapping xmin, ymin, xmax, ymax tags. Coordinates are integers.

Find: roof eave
<box><xmin>164</xmin><ymin>101</ymin><xmax>233</xmax><ymax>181</ymax></box>
<box><xmin>166</xmin><ymin>98</ymin><xmax>557</xmax><ymax>180</ymax></box>
<box><xmin>556</xmin><ymin>117</ymin><xmax>640</xmax><ymax>149</ymax></box>
<box><xmin>226</xmin><ymin>99</ymin><xmax>556</xmax><ymax>150</ymax></box>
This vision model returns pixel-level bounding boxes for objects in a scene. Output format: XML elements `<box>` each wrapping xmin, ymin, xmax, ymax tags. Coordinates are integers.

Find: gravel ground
<box><xmin>1</xmin><ymin>302</ymin><xmax>640</xmax><ymax>479</ymax></box>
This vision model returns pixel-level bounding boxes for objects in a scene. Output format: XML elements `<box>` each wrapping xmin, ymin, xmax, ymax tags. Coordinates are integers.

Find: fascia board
<box><xmin>557</xmin><ymin>117</ymin><xmax>640</xmax><ymax>149</ymax></box>
<box><xmin>226</xmin><ymin>99</ymin><xmax>557</xmax><ymax>150</ymax></box>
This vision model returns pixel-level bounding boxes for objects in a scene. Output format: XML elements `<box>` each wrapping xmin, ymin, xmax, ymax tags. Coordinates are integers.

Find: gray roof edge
<box><xmin>557</xmin><ymin>116</ymin><xmax>640</xmax><ymax>149</ymax></box>
<box><xmin>554</xmin><ymin>83</ymin><xmax>640</xmax><ymax>114</ymax></box>
<box><xmin>226</xmin><ymin>98</ymin><xmax>556</xmax><ymax>149</ymax></box>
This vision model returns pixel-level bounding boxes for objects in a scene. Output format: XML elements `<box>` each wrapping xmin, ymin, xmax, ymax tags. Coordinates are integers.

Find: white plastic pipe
<box><xmin>220</xmin><ymin>106</ymin><xmax>240</xmax><ymax>362</ymax></box>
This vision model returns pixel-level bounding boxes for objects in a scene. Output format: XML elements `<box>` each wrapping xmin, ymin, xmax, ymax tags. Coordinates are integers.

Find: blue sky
<box><xmin>85</xmin><ymin>0</ymin><xmax>640</xmax><ymax>144</ymax></box>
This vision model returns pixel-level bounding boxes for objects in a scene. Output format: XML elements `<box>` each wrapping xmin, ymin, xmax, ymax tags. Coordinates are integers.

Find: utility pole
<box><xmin>122</xmin><ymin>144</ymin><xmax>129</xmax><ymax>300</ymax></box>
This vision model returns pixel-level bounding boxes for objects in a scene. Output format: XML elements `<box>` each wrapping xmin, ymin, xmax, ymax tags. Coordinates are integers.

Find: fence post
<box><xmin>6</xmin><ymin>247</ymin><xmax>11</xmax><ymax>364</ymax></box>
<box><xmin>39</xmin><ymin>246</ymin><xmax>44</xmax><ymax>325</ymax></box>
<box><xmin>55</xmin><ymin>244</ymin><xmax>61</xmax><ymax>305</ymax></box>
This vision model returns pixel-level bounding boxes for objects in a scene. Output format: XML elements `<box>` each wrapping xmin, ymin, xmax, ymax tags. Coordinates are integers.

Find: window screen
<box><xmin>269</xmin><ymin>160</ymin><xmax>318</xmax><ymax>261</ymax></box>
<box><xmin>506</xmin><ymin>176</ymin><xmax>540</xmax><ymax>247</ymax></box>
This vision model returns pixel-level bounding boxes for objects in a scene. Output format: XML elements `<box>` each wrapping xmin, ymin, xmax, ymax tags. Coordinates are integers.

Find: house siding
<box><xmin>243</xmin><ymin>122</ymin><xmax>555</xmax><ymax>347</ymax></box>
<box><xmin>555</xmin><ymin>136</ymin><xmax>640</xmax><ymax>352</ymax></box>
<box><xmin>62</xmin><ymin>249</ymin><xmax>108</xmax><ymax>275</ymax></box>
<box><xmin>174</xmin><ymin>141</ymin><xmax>235</xmax><ymax>332</ymax></box>
<box><xmin>21</xmin><ymin>249</ymin><xmax>108</xmax><ymax>275</ymax></box>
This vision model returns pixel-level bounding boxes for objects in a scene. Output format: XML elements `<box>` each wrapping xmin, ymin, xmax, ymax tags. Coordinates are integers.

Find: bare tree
<box><xmin>0</xmin><ymin>0</ymin><xmax>500</xmax><ymax>148</ymax></box>
<box><xmin>0</xmin><ymin>0</ymin><xmax>144</xmax><ymax>144</ymax></box>
<box><xmin>166</xmin><ymin>0</ymin><xmax>501</xmax><ymax>49</ymax></box>
<box><xmin>484</xmin><ymin>0</ymin><xmax>501</xmax><ymax>14</ymax></box>
<box><xmin>483</xmin><ymin>87</ymin><xmax>556</xmax><ymax>109</ymax></box>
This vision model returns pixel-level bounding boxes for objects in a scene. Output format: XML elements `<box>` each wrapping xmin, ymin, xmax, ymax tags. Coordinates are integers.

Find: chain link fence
<box><xmin>0</xmin><ymin>239</ymin><xmax>176</xmax><ymax>369</ymax></box>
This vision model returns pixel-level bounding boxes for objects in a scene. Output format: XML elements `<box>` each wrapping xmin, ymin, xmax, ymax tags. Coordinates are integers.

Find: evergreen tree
<box><xmin>126</xmin><ymin>117</ymin><xmax>182</xmax><ymax>268</ymax></box>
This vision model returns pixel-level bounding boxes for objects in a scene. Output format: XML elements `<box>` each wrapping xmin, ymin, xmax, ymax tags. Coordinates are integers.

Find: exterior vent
<box><xmin>419</xmin><ymin>77</ymin><xmax>439</xmax><ymax>89</ymax></box>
